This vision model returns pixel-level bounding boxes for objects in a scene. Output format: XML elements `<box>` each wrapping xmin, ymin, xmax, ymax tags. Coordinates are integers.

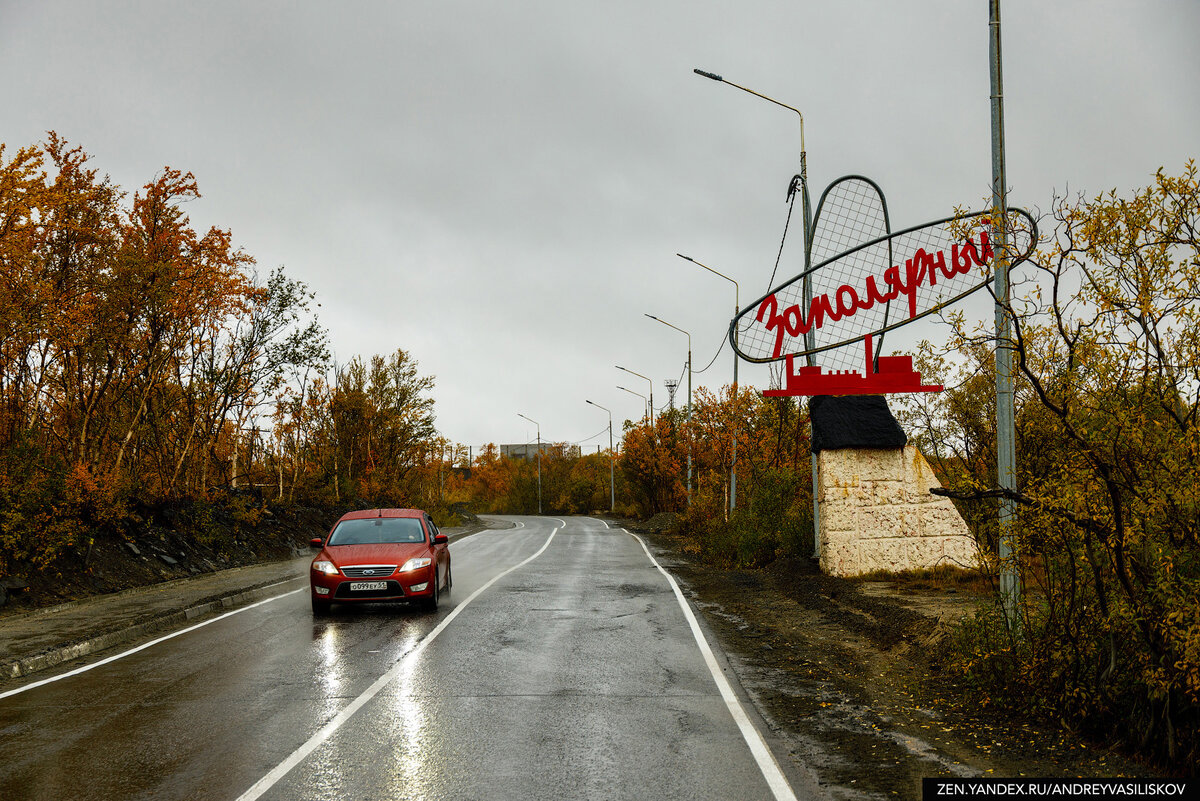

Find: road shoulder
<box><xmin>0</xmin><ymin>520</ymin><xmax>489</xmax><ymax>684</ymax></box>
<box><xmin>632</xmin><ymin>527</ymin><xmax>1157</xmax><ymax>800</ymax></box>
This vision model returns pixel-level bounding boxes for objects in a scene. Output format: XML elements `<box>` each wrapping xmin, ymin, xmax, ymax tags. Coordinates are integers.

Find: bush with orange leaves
<box><xmin>902</xmin><ymin>163</ymin><xmax>1200</xmax><ymax>770</ymax></box>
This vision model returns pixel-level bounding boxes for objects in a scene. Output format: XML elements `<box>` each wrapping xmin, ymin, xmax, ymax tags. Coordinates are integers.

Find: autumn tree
<box><xmin>909</xmin><ymin>163</ymin><xmax>1200</xmax><ymax>767</ymax></box>
<box><xmin>311</xmin><ymin>349</ymin><xmax>437</xmax><ymax>504</ymax></box>
<box><xmin>670</xmin><ymin>385</ymin><xmax>813</xmax><ymax>566</ymax></box>
<box><xmin>619</xmin><ymin>413</ymin><xmax>687</xmax><ymax>517</ymax></box>
<box><xmin>463</xmin><ymin>443</ymin><xmax>514</xmax><ymax>513</ymax></box>
<box><xmin>0</xmin><ymin>136</ymin><xmax>329</xmax><ymax>572</ymax></box>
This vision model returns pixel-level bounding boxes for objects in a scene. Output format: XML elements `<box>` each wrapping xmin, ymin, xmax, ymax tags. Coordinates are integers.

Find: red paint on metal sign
<box><xmin>756</xmin><ymin>232</ymin><xmax>992</xmax><ymax>360</ymax></box>
<box><xmin>763</xmin><ymin>335</ymin><xmax>943</xmax><ymax>397</ymax></box>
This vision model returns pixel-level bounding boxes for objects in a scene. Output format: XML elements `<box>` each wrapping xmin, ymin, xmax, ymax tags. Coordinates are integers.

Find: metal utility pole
<box><xmin>617</xmin><ymin>385</ymin><xmax>649</xmax><ymax>422</ymax></box>
<box><xmin>694</xmin><ymin>67</ymin><xmax>817</xmax><ymax>553</ymax></box>
<box><xmin>677</xmin><ymin>253</ymin><xmax>739</xmax><ymax>513</ymax></box>
<box><xmin>586</xmin><ymin>400</ymin><xmax>615</xmax><ymax>511</ymax></box>
<box><xmin>616</xmin><ymin>365</ymin><xmax>654</xmax><ymax>424</ymax></box>
<box><xmin>990</xmin><ymin>0</ymin><xmax>1021</xmax><ymax>629</ymax></box>
<box><xmin>517</xmin><ymin>413</ymin><xmax>542</xmax><ymax>515</ymax></box>
<box><xmin>646</xmin><ymin>314</ymin><xmax>692</xmax><ymax>506</ymax></box>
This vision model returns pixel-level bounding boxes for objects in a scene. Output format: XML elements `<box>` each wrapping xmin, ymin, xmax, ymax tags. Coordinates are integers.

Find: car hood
<box><xmin>320</xmin><ymin>542</ymin><xmax>429</xmax><ymax>568</ymax></box>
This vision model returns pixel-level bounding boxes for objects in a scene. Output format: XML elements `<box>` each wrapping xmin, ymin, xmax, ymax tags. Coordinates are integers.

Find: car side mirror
<box><xmin>433</xmin><ymin>534</ymin><xmax>449</xmax><ymax>545</ymax></box>
<box><xmin>309</xmin><ymin>537</ymin><xmax>324</xmax><ymax>548</ymax></box>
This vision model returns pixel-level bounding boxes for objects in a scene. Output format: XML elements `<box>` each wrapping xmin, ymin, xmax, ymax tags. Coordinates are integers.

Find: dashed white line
<box><xmin>234</xmin><ymin>524</ymin><xmax>561</xmax><ymax>801</ymax></box>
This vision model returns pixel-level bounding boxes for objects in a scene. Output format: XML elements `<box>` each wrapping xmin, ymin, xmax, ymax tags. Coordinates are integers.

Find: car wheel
<box><xmin>425</xmin><ymin>575</ymin><xmax>440</xmax><ymax>612</ymax></box>
<box><xmin>445</xmin><ymin>564</ymin><xmax>452</xmax><ymax>596</ymax></box>
<box><xmin>312</xmin><ymin>596</ymin><xmax>332</xmax><ymax>616</ymax></box>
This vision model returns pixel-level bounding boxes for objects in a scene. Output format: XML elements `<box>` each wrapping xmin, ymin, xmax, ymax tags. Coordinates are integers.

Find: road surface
<box><xmin>0</xmin><ymin>516</ymin><xmax>813</xmax><ymax>801</ymax></box>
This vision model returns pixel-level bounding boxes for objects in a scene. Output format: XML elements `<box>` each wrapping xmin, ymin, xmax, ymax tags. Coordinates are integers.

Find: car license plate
<box><xmin>349</xmin><ymin>581</ymin><xmax>388</xmax><ymax>591</ymax></box>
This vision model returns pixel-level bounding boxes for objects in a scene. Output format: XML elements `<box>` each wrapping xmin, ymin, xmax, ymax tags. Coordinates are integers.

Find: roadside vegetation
<box><xmin>0</xmin><ymin>136</ymin><xmax>456</xmax><ymax>586</ymax></box>
<box><xmin>899</xmin><ymin>162</ymin><xmax>1200</xmax><ymax>771</ymax></box>
<box><xmin>2</xmin><ymin>134</ymin><xmax>1195</xmax><ymax>771</ymax></box>
<box><xmin>451</xmin><ymin>390</ymin><xmax>816</xmax><ymax>570</ymax></box>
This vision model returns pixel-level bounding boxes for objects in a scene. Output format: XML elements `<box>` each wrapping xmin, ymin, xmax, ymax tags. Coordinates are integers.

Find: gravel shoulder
<box><xmin>632</xmin><ymin>527</ymin><xmax>1159</xmax><ymax>800</ymax></box>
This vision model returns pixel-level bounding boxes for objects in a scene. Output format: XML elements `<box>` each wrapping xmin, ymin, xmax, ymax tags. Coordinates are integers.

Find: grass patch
<box><xmin>854</xmin><ymin>563</ymin><xmax>991</xmax><ymax>595</ymax></box>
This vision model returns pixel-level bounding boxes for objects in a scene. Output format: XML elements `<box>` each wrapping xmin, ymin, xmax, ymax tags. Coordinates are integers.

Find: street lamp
<box><xmin>645</xmin><ymin>314</ymin><xmax>692</xmax><ymax>507</ymax></box>
<box><xmin>678</xmin><ymin>253</ymin><xmax>739</xmax><ymax>514</ymax></box>
<box><xmin>517</xmin><ymin>413</ymin><xmax>542</xmax><ymax>515</ymax></box>
<box><xmin>585</xmin><ymin>400</ymin><xmax>615</xmax><ymax>512</ymax></box>
<box><xmin>693</xmin><ymin>69</ymin><xmax>808</xmax><ymax>244</ymax></box>
<box><xmin>617</xmin><ymin>385</ymin><xmax>649</xmax><ymax>423</ymax></box>
<box><xmin>695</xmin><ymin>66</ymin><xmax>820</xmax><ymax>557</ymax></box>
<box><xmin>615</xmin><ymin>365</ymin><xmax>654</xmax><ymax>424</ymax></box>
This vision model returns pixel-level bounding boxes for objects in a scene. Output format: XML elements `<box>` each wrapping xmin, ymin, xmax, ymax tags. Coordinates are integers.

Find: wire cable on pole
<box><xmin>573</xmin><ymin>425</ymin><xmax>611</xmax><ymax>445</ymax></box>
<box><xmin>769</xmin><ymin>179</ymin><xmax>801</xmax><ymax>291</ymax></box>
<box><xmin>693</xmin><ymin>335</ymin><xmax>727</xmax><ymax>374</ymax></box>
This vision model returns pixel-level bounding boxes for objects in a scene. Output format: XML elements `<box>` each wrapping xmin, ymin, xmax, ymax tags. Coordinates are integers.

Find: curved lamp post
<box><xmin>645</xmin><ymin>314</ymin><xmax>692</xmax><ymax>507</ymax></box>
<box><xmin>693</xmin><ymin>69</ymin><xmax>808</xmax><ymax>244</ymax></box>
<box><xmin>615</xmin><ymin>365</ymin><xmax>654</xmax><ymax>425</ymax></box>
<box><xmin>695</xmin><ymin>66</ymin><xmax>819</xmax><ymax>556</ymax></box>
<box><xmin>517</xmin><ymin>412</ymin><xmax>542</xmax><ymax>515</ymax></box>
<box><xmin>617</xmin><ymin>385</ymin><xmax>649</xmax><ymax>423</ymax></box>
<box><xmin>585</xmin><ymin>400</ymin><xmax>615</xmax><ymax>512</ymax></box>
<box><xmin>678</xmin><ymin>253</ymin><xmax>739</xmax><ymax>514</ymax></box>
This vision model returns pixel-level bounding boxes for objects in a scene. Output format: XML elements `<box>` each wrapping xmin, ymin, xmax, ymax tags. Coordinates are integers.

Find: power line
<box><xmin>573</xmin><ymin>425</ymin><xmax>611</xmax><ymax>445</ymax></box>
<box><xmin>693</xmin><ymin>334</ymin><xmax>727</xmax><ymax>374</ymax></box>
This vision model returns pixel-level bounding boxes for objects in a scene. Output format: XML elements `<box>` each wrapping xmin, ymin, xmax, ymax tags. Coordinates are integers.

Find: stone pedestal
<box><xmin>817</xmin><ymin>445</ymin><xmax>979</xmax><ymax>577</ymax></box>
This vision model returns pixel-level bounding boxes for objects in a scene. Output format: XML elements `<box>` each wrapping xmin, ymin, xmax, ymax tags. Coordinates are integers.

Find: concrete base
<box><xmin>817</xmin><ymin>446</ymin><xmax>979</xmax><ymax>577</ymax></box>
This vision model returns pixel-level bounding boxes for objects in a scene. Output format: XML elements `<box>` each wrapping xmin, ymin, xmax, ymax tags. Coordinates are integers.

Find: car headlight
<box><xmin>399</xmin><ymin>557</ymin><xmax>432</xmax><ymax>573</ymax></box>
<box><xmin>312</xmin><ymin>560</ymin><xmax>340</xmax><ymax>576</ymax></box>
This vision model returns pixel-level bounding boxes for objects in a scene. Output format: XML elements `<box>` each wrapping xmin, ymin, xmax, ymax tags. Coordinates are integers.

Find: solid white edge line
<box><xmin>623</xmin><ymin>528</ymin><xmax>799</xmax><ymax>801</ymax></box>
<box><xmin>234</xmin><ymin>524</ymin><xmax>561</xmax><ymax>801</ymax></box>
<box><xmin>0</xmin><ymin>585</ymin><xmax>305</xmax><ymax>701</ymax></box>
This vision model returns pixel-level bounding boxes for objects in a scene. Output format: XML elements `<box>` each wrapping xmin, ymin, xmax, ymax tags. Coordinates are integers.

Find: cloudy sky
<box><xmin>3</xmin><ymin>1</ymin><xmax>1196</xmax><ymax>451</ymax></box>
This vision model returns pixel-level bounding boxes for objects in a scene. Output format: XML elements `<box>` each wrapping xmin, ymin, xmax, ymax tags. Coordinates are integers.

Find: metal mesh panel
<box><xmin>807</xmin><ymin>178</ymin><xmax>891</xmax><ymax>372</ymax></box>
<box><xmin>734</xmin><ymin>209</ymin><xmax>1037</xmax><ymax>363</ymax></box>
<box><xmin>810</xmin><ymin>178</ymin><xmax>890</xmax><ymax>266</ymax></box>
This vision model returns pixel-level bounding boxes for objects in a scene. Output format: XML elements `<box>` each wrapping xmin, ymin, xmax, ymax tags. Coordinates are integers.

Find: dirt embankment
<box><xmin>630</xmin><ymin>526</ymin><xmax>1159</xmax><ymax>800</ymax></box>
<box><xmin>0</xmin><ymin>502</ymin><xmax>333</xmax><ymax>617</ymax></box>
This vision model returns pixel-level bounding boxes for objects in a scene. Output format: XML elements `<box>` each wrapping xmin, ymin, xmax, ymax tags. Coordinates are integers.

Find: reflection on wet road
<box><xmin>0</xmin><ymin>517</ymin><xmax>807</xmax><ymax>801</ymax></box>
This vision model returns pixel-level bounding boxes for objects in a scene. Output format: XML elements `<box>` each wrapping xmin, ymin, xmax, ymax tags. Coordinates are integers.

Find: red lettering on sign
<box><xmin>753</xmin><ymin>231</ymin><xmax>993</xmax><ymax>357</ymax></box>
<box><xmin>835</xmin><ymin>285</ymin><xmax>859</xmax><ymax>317</ymax></box>
<box><xmin>926</xmin><ymin>249</ymin><xmax>947</xmax><ymax>286</ymax></box>
<box><xmin>863</xmin><ymin>274</ymin><xmax>895</xmax><ymax>308</ymax></box>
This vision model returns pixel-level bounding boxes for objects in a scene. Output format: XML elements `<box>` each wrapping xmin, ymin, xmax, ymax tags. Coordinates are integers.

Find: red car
<box><xmin>309</xmin><ymin>508</ymin><xmax>451</xmax><ymax>615</ymax></box>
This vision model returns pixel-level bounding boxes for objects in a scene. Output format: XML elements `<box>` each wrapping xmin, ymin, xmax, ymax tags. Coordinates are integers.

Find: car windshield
<box><xmin>327</xmin><ymin>517</ymin><xmax>426</xmax><ymax>545</ymax></box>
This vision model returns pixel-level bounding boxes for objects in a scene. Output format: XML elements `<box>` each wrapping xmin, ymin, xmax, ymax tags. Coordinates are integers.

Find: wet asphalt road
<box><xmin>0</xmin><ymin>516</ymin><xmax>809</xmax><ymax>801</ymax></box>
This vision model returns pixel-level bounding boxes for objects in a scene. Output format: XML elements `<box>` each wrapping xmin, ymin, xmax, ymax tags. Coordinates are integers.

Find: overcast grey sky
<box><xmin>3</xmin><ymin>1</ymin><xmax>1197</xmax><ymax>450</ymax></box>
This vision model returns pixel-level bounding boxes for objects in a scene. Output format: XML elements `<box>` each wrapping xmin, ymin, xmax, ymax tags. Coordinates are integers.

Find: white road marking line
<box><xmin>0</xmin><ymin>585</ymin><xmax>305</xmax><ymax>701</ymax></box>
<box><xmin>624</xmin><ymin>528</ymin><xmax>800</xmax><ymax>801</ymax></box>
<box><xmin>235</xmin><ymin>524</ymin><xmax>561</xmax><ymax>801</ymax></box>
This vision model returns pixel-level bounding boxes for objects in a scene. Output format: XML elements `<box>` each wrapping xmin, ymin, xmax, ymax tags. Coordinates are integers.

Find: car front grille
<box><xmin>341</xmin><ymin>565</ymin><xmax>397</xmax><ymax>578</ymax></box>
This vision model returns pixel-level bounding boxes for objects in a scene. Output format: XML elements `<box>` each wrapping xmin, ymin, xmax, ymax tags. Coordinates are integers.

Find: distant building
<box><xmin>500</xmin><ymin>443</ymin><xmax>539</xmax><ymax>461</ymax></box>
<box><xmin>500</xmin><ymin>443</ymin><xmax>580</xmax><ymax>461</ymax></box>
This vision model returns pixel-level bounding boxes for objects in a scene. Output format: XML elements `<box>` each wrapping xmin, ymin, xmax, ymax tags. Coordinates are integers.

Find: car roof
<box><xmin>336</xmin><ymin>508</ymin><xmax>427</xmax><ymax>522</ymax></box>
